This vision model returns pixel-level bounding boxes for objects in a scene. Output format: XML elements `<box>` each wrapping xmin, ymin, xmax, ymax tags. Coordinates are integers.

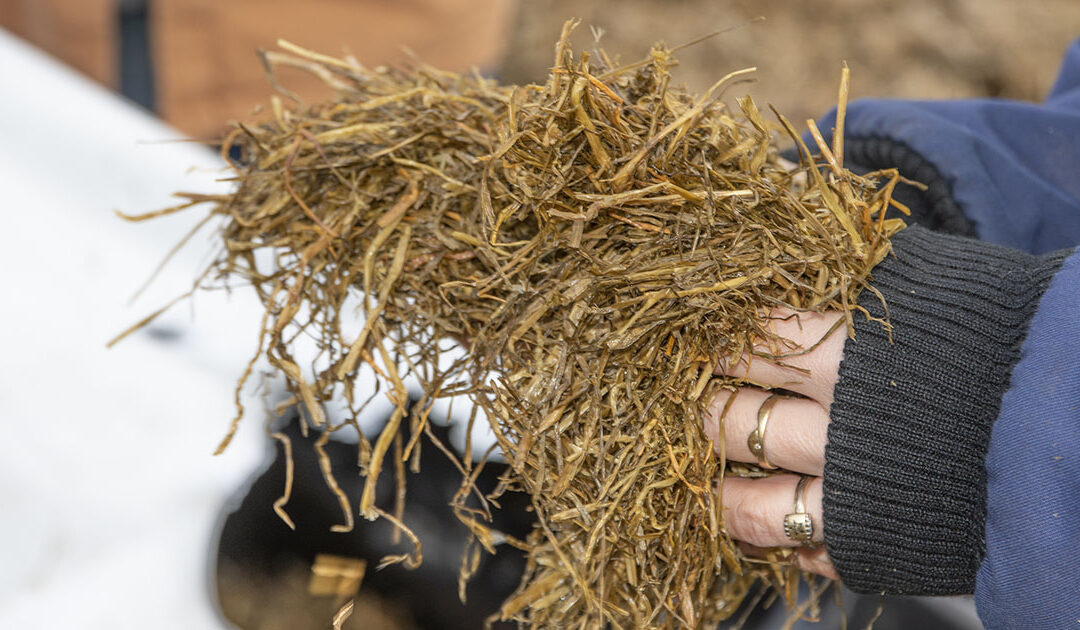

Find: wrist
<box><xmin>823</xmin><ymin>225</ymin><xmax>1068</xmax><ymax>594</ymax></box>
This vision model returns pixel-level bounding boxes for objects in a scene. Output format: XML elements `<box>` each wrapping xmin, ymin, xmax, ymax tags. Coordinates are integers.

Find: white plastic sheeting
<box><xmin>0</xmin><ymin>25</ymin><xmax>503</xmax><ymax>628</ymax></box>
<box><xmin>0</xmin><ymin>28</ymin><xmax>270</xmax><ymax>629</ymax></box>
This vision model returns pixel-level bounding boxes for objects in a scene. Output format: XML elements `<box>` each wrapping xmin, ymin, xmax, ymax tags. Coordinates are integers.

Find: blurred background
<box><xmin>5</xmin><ymin>0</ymin><xmax>1078</xmax><ymax>136</ymax></box>
<box><xmin>0</xmin><ymin>1</ymin><xmax>1075</xmax><ymax>628</ymax></box>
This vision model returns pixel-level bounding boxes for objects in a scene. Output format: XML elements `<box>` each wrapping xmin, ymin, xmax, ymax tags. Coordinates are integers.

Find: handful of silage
<box><xmin>121</xmin><ymin>22</ymin><xmax>906</xmax><ymax>628</ymax></box>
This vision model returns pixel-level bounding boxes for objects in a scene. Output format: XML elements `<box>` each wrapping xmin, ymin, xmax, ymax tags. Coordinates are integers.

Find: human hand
<box><xmin>704</xmin><ymin>308</ymin><xmax>847</xmax><ymax>579</ymax></box>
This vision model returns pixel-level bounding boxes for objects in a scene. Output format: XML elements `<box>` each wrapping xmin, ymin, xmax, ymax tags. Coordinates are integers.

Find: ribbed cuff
<box><xmin>844</xmin><ymin>135</ymin><xmax>977</xmax><ymax>237</ymax></box>
<box><xmin>824</xmin><ymin>225</ymin><xmax>1068</xmax><ymax>595</ymax></box>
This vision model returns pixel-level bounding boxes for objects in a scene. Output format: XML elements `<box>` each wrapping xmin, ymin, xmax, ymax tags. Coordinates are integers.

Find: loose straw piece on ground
<box><xmin>120</xmin><ymin>21</ymin><xmax>904</xmax><ymax>628</ymax></box>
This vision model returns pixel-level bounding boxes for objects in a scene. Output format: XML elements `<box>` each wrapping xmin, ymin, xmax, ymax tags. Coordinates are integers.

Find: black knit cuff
<box><xmin>844</xmin><ymin>135</ymin><xmax>977</xmax><ymax>237</ymax></box>
<box><xmin>823</xmin><ymin>225</ymin><xmax>1068</xmax><ymax>595</ymax></box>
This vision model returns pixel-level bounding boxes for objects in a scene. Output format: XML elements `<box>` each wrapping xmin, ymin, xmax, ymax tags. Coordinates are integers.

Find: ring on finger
<box><xmin>747</xmin><ymin>393</ymin><xmax>785</xmax><ymax>469</ymax></box>
<box><xmin>784</xmin><ymin>476</ymin><xmax>818</xmax><ymax>548</ymax></box>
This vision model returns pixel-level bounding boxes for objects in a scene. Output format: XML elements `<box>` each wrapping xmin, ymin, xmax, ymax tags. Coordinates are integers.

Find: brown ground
<box><xmin>500</xmin><ymin>0</ymin><xmax>1080</xmax><ymax>126</ymax></box>
<box><xmin>5</xmin><ymin>0</ymin><xmax>1072</xmax><ymax>135</ymax></box>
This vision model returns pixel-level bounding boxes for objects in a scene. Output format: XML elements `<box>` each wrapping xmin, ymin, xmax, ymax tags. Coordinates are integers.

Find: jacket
<box><xmin>812</xmin><ymin>38</ymin><xmax>1080</xmax><ymax>629</ymax></box>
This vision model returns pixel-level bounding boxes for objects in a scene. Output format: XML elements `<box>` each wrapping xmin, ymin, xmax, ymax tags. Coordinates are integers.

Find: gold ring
<box><xmin>784</xmin><ymin>476</ymin><xmax>817</xmax><ymax>547</ymax></box>
<box><xmin>747</xmin><ymin>393</ymin><xmax>784</xmax><ymax>469</ymax></box>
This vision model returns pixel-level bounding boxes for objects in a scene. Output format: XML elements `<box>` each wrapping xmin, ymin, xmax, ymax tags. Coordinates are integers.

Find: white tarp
<box><xmin>0</xmin><ymin>26</ymin><xmax>500</xmax><ymax>629</ymax></box>
<box><xmin>0</xmin><ymin>28</ymin><xmax>264</xmax><ymax>629</ymax></box>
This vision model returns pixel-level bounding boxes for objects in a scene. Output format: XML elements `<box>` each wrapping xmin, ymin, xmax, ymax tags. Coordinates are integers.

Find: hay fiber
<box><xmin>116</xmin><ymin>21</ymin><xmax>906</xmax><ymax>628</ymax></box>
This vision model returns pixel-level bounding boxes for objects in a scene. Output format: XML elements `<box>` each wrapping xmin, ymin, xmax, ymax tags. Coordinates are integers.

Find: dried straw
<box><xmin>117</xmin><ymin>21</ymin><xmax>905</xmax><ymax>628</ymax></box>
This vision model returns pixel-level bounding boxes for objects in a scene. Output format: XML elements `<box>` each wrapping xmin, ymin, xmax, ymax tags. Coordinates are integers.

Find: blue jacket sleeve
<box><xmin>815</xmin><ymin>39</ymin><xmax>1080</xmax><ymax>628</ymax></box>
<box><xmin>975</xmin><ymin>251</ymin><xmax>1080</xmax><ymax>628</ymax></box>
<box><xmin>813</xmin><ymin>38</ymin><xmax>1080</xmax><ymax>254</ymax></box>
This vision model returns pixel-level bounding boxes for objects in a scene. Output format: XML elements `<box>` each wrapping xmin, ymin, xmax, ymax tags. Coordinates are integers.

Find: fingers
<box><xmin>794</xmin><ymin>546</ymin><xmax>839</xmax><ymax>579</ymax></box>
<box><xmin>721</xmin><ymin>475</ymin><xmax>824</xmax><ymax>548</ymax></box>
<box><xmin>738</xmin><ymin>543</ymin><xmax>839</xmax><ymax>580</ymax></box>
<box><xmin>704</xmin><ymin>388</ymin><xmax>828</xmax><ymax>476</ymax></box>
<box><xmin>716</xmin><ymin>309</ymin><xmax>846</xmax><ymax>406</ymax></box>
<box><xmin>707</xmin><ymin>309</ymin><xmax>843</xmax><ymax>579</ymax></box>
